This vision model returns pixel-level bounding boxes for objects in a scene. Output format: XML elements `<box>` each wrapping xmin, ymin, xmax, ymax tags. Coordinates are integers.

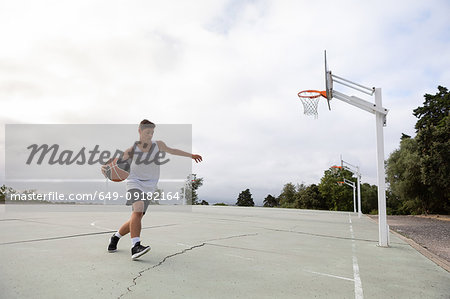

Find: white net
<box><xmin>298</xmin><ymin>91</ymin><xmax>321</xmax><ymax>118</ymax></box>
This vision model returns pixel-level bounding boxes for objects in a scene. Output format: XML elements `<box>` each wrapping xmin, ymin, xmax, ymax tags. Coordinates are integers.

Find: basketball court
<box><xmin>2</xmin><ymin>52</ymin><xmax>447</xmax><ymax>298</ymax></box>
<box><xmin>1</xmin><ymin>205</ymin><xmax>448</xmax><ymax>298</ymax></box>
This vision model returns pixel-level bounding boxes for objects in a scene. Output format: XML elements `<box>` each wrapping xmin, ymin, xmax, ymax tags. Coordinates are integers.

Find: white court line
<box><xmin>349</xmin><ymin>213</ymin><xmax>364</xmax><ymax>299</ymax></box>
<box><xmin>304</xmin><ymin>270</ymin><xmax>354</xmax><ymax>282</ymax></box>
<box><xmin>90</xmin><ymin>221</ymin><xmax>115</xmax><ymax>231</ymax></box>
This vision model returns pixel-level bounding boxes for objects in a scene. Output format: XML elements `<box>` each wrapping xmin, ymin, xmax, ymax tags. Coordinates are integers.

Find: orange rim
<box><xmin>298</xmin><ymin>90</ymin><xmax>327</xmax><ymax>99</ymax></box>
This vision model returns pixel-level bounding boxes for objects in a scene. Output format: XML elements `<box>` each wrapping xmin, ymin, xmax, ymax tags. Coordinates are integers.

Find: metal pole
<box><xmin>375</xmin><ymin>88</ymin><xmax>389</xmax><ymax>247</ymax></box>
<box><xmin>357</xmin><ymin>167</ymin><xmax>362</xmax><ymax>218</ymax></box>
<box><xmin>343</xmin><ymin>179</ymin><xmax>356</xmax><ymax>214</ymax></box>
<box><xmin>341</xmin><ymin>157</ymin><xmax>362</xmax><ymax>217</ymax></box>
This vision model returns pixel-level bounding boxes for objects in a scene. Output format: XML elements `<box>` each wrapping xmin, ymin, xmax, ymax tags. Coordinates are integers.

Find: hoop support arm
<box><xmin>342</xmin><ymin>178</ymin><xmax>355</xmax><ymax>187</ymax></box>
<box><xmin>341</xmin><ymin>159</ymin><xmax>361</xmax><ymax>177</ymax></box>
<box><xmin>332</xmin><ymin>74</ymin><xmax>375</xmax><ymax>95</ymax></box>
<box><xmin>333</xmin><ymin>90</ymin><xmax>388</xmax><ymax>126</ymax></box>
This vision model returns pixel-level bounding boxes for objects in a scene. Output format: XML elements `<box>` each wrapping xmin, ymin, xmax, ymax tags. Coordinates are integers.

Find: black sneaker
<box><xmin>108</xmin><ymin>234</ymin><xmax>120</xmax><ymax>252</ymax></box>
<box><xmin>131</xmin><ymin>242</ymin><xmax>151</xmax><ymax>260</ymax></box>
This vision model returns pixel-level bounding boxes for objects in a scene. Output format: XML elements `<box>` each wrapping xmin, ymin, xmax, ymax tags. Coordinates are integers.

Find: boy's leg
<box><xmin>108</xmin><ymin>207</ymin><xmax>143</xmax><ymax>253</ymax></box>
<box><xmin>118</xmin><ymin>219</ymin><xmax>131</xmax><ymax>236</ymax></box>
<box><xmin>130</xmin><ymin>201</ymin><xmax>150</xmax><ymax>260</ymax></box>
<box><xmin>130</xmin><ymin>203</ymin><xmax>144</xmax><ymax>238</ymax></box>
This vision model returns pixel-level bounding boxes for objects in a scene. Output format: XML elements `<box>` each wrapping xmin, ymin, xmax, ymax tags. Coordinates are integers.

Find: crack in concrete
<box><xmin>204</xmin><ymin>232</ymin><xmax>258</xmax><ymax>242</ymax></box>
<box><xmin>118</xmin><ymin>233</ymin><xmax>258</xmax><ymax>298</ymax></box>
<box><xmin>118</xmin><ymin>243</ymin><xmax>206</xmax><ymax>298</ymax></box>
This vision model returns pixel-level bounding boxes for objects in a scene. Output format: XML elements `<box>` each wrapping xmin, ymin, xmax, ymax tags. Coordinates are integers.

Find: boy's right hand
<box><xmin>101</xmin><ymin>165</ymin><xmax>108</xmax><ymax>177</ymax></box>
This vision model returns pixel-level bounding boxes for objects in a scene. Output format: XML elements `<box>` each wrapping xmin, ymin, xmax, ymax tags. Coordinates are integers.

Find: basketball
<box><xmin>104</xmin><ymin>158</ymin><xmax>130</xmax><ymax>182</ymax></box>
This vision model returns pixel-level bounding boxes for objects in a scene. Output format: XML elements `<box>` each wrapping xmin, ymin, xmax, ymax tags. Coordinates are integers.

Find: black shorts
<box><xmin>125</xmin><ymin>189</ymin><xmax>151</xmax><ymax>215</ymax></box>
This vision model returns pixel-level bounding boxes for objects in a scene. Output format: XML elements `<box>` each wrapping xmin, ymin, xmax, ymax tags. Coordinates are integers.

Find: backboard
<box><xmin>324</xmin><ymin>50</ymin><xmax>332</xmax><ymax>110</ymax></box>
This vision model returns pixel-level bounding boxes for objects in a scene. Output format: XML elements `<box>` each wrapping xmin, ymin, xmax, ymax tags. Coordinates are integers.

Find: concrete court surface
<box><xmin>0</xmin><ymin>204</ymin><xmax>449</xmax><ymax>299</ymax></box>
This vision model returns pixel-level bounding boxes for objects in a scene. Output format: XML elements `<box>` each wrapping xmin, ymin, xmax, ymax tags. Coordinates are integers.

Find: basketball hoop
<box><xmin>297</xmin><ymin>90</ymin><xmax>327</xmax><ymax>118</ymax></box>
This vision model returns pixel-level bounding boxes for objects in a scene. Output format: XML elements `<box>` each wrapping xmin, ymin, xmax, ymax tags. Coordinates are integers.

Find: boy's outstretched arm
<box><xmin>157</xmin><ymin>141</ymin><xmax>203</xmax><ymax>163</ymax></box>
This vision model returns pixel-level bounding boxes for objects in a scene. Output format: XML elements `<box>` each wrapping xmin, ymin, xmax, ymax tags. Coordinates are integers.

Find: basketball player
<box><xmin>102</xmin><ymin>120</ymin><xmax>202</xmax><ymax>260</ymax></box>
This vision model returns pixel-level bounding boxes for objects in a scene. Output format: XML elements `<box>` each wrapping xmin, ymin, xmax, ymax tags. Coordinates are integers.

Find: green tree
<box><xmin>236</xmin><ymin>189</ymin><xmax>254</xmax><ymax>207</ymax></box>
<box><xmin>182</xmin><ymin>174</ymin><xmax>204</xmax><ymax>205</ymax></box>
<box><xmin>296</xmin><ymin>184</ymin><xmax>327</xmax><ymax>210</ymax></box>
<box><xmin>0</xmin><ymin>185</ymin><xmax>17</xmax><ymax>203</ymax></box>
<box><xmin>360</xmin><ymin>183</ymin><xmax>378</xmax><ymax>214</ymax></box>
<box><xmin>386</xmin><ymin>137</ymin><xmax>426</xmax><ymax>214</ymax></box>
<box><xmin>278</xmin><ymin>183</ymin><xmax>297</xmax><ymax>208</ymax></box>
<box><xmin>386</xmin><ymin>189</ymin><xmax>403</xmax><ymax>215</ymax></box>
<box><xmin>0</xmin><ymin>185</ymin><xmax>6</xmax><ymax>203</ymax></box>
<box><xmin>413</xmin><ymin>86</ymin><xmax>449</xmax><ymax>131</ymax></box>
<box><xmin>318</xmin><ymin>167</ymin><xmax>355</xmax><ymax>211</ymax></box>
<box><xmin>412</xmin><ymin>86</ymin><xmax>450</xmax><ymax>213</ymax></box>
<box><xmin>386</xmin><ymin>86</ymin><xmax>450</xmax><ymax>214</ymax></box>
<box><xmin>263</xmin><ymin>194</ymin><xmax>279</xmax><ymax>207</ymax></box>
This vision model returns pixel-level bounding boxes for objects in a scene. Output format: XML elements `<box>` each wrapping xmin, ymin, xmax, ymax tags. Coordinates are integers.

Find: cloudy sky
<box><xmin>1</xmin><ymin>0</ymin><xmax>449</xmax><ymax>205</ymax></box>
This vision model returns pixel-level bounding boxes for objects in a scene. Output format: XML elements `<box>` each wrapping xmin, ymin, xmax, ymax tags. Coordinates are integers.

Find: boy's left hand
<box><xmin>192</xmin><ymin>154</ymin><xmax>203</xmax><ymax>163</ymax></box>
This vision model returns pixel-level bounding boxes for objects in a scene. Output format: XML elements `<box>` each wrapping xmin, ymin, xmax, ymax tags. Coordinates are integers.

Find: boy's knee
<box><xmin>132</xmin><ymin>211</ymin><xmax>144</xmax><ymax>217</ymax></box>
<box><xmin>132</xmin><ymin>201</ymin><xmax>145</xmax><ymax>213</ymax></box>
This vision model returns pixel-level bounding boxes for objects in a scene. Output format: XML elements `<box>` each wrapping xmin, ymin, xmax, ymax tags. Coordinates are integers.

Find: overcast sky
<box><xmin>1</xmin><ymin>0</ymin><xmax>449</xmax><ymax>205</ymax></box>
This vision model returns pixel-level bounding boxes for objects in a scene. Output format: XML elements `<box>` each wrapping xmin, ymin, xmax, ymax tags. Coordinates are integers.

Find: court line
<box><xmin>349</xmin><ymin>213</ymin><xmax>364</xmax><ymax>299</ymax></box>
<box><xmin>90</xmin><ymin>220</ymin><xmax>115</xmax><ymax>231</ymax></box>
<box><xmin>258</xmin><ymin>226</ymin><xmax>379</xmax><ymax>243</ymax></box>
<box><xmin>304</xmin><ymin>270</ymin><xmax>354</xmax><ymax>282</ymax></box>
<box><xmin>0</xmin><ymin>223</ymin><xmax>179</xmax><ymax>245</ymax></box>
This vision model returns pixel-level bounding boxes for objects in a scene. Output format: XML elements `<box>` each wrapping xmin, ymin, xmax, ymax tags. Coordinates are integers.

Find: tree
<box><xmin>278</xmin><ymin>183</ymin><xmax>297</xmax><ymax>208</ymax></box>
<box><xmin>0</xmin><ymin>185</ymin><xmax>6</xmax><ymax>203</ymax></box>
<box><xmin>318</xmin><ymin>167</ymin><xmax>355</xmax><ymax>211</ymax></box>
<box><xmin>413</xmin><ymin>86</ymin><xmax>450</xmax><ymax>213</ymax></box>
<box><xmin>263</xmin><ymin>194</ymin><xmax>279</xmax><ymax>207</ymax></box>
<box><xmin>386</xmin><ymin>86</ymin><xmax>450</xmax><ymax>214</ymax></box>
<box><xmin>360</xmin><ymin>183</ymin><xmax>378</xmax><ymax>214</ymax></box>
<box><xmin>182</xmin><ymin>174</ymin><xmax>204</xmax><ymax>205</ymax></box>
<box><xmin>200</xmin><ymin>200</ymin><xmax>209</xmax><ymax>205</ymax></box>
<box><xmin>0</xmin><ymin>185</ymin><xmax>16</xmax><ymax>203</ymax></box>
<box><xmin>386</xmin><ymin>137</ymin><xmax>426</xmax><ymax>214</ymax></box>
<box><xmin>296</xmin><ymin>184</ymin><xmax>327</xmax><ymax>210</ymax></box>
<box><xmin>236</xmin><ymin>189</ymin><xmax>254</xmax><ymax>207</ymax></box>
<box><xmin>413</xmin><ymin>86</ymin><xmax>449</xmax><ymax>132</ymax></box>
